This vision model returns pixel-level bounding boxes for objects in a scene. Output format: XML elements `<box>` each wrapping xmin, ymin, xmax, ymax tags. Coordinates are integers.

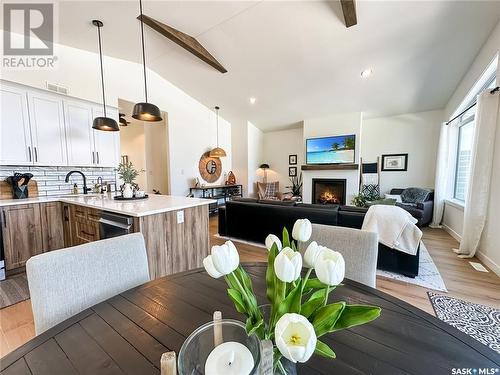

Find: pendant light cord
<box><xmin>139</xmin><ymin>0</ymin><xmax>148</xmax><ymax>102</ymax></box>
<box><xmin>96</xmin><ymin>23</ymin><xmax>107</xmax><ymax>117</ymax></box>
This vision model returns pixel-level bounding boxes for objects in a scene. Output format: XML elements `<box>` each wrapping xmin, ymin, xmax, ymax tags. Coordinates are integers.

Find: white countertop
<box><xmin>0</xmin><ymin>194</ymin><xmax>216</xmax><ymax>217</ymax></box>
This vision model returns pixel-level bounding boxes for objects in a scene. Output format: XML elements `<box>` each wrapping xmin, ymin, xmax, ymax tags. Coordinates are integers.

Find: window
<box><xmin>450</xmin><ymin>57</ymin><xmax>497</xmax><ymax>203</ymax></box>
<box><xmin>454</xmin><ymin>118</ymin><xmax>474</xmax><ymax>201</ymax></box>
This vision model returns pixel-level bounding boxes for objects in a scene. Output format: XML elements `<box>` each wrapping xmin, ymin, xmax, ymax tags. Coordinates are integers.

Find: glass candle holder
<box><xmin>178</xmin><ymin>319</ymin><xmax>261</xmax><ymax>375</ymax></box>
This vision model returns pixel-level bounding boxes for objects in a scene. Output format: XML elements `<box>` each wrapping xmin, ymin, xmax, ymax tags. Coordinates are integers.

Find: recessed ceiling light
<box><xmin>361</xmin><ymin>68</ymin><xmax>373</xmax><ymax>79</ymax></box>
<box><xmin>249</xmin><ymin>97</ymin><xmax>256</xmax><ymax>104</ymax></box>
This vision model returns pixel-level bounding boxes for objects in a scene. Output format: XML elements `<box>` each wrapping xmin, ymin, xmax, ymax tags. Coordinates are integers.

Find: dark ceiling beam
<box><xmin>340</xmin><ymin>0</ymin><xmax>357</xmax><ymax>28</ymax></box>
<box><xmin>137</xmin><ymin>14</ymin><xmax>227</xmax><ymax>73</ymax></box>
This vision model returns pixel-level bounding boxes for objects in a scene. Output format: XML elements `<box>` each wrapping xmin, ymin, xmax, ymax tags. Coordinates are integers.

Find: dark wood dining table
<box><xmin>1</xmin><ymin>263</ymin><xmax>499</xmax><ymax>375</ymax></box>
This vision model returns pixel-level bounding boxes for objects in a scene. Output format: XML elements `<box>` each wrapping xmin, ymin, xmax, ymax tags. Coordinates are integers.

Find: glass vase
<box><xmin>258</xmin><ymin>304</ymin><xmax>297</xmax><ymax>375</ymax></box>
<box><xmin>178</xmin><ymin>319</ymin><xmax>261</xmax><ymax>375</ymax></box>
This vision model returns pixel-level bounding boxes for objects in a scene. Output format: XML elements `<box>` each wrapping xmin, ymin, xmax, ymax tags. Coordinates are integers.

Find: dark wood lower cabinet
<box><xmin>64</xmin><ymin>204</ymin><xmax>101</xmax><ymax>247</ymax></box>
<box><xmin>1</xmin><ymin>204</ymin><xmax>43</xmax><ymax>270</ymax></box>
<box><xmin>40</xmin><ymin>202</ymin><xmax>65</xmax><ymax>252</ymax></box>
<box><xmin>1</xmin><ymin>202</ymin><xmax>66</xmax><ymax>272</ymax></box>
<box><xmin>1</xmin><ymin>201</ymin><xmax>210</xmax><ymax>279</ymax></box>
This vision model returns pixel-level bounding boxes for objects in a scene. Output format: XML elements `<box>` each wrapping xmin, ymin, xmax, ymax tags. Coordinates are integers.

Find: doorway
<box><xmin>117</xmin><ymin>99</ymin><xmax>170</xmax><ymax>195</ymax></box>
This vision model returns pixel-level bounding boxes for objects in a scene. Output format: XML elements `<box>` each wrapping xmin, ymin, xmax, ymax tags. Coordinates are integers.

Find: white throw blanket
<box><xmin>362</xmin><ymin>205</ymin><xmax>422</xmax><ymax>255</ymax></box>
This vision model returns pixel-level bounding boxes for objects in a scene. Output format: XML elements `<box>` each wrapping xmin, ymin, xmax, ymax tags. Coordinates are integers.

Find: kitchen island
<box><xmin>0</xmin><ymin>194</ymin><xmax>215</xmax><ymax>279</ymax></box>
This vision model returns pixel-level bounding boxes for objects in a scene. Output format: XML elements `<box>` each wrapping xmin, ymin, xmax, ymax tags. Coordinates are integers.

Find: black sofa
<box><xmin>218</xmin><ymin>198</ymin><xmax>420</xmax><ymax>277</ymax></box>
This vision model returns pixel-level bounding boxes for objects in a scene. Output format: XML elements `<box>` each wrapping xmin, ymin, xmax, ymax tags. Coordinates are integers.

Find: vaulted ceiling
<box><xmin>53</xmin><ymin>1</ymin><xmax>500</xmax><ymax>130</ymax></box>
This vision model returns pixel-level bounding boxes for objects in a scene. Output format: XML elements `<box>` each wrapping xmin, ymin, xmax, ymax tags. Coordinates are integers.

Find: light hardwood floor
<box><xmin>1</xmin><ymin>215</ymin><xmax>499</xmax><ymax>357</ymax></box>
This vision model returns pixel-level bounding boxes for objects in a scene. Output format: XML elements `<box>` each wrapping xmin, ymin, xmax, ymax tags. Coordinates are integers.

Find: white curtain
<box><xmin>430</xmin><ymin>123</ymin><xmax>450</xmax><ymax>228</ymax></box>
<box><xmin>455</xmin><ymin>90</ymin><xmax>500</xmax><ymax>258</ymax></box>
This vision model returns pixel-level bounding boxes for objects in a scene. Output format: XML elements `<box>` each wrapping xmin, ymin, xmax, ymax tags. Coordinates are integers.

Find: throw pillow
<box><xmin>401</xmin><ymin>187</ymin><xmax>431</xmax><ymax>204</ymax></box>
<box><xmin>366</xmin><ymin>198</ymin><xmax>397</xmax><ymax>207</ymax></box>
<box><xmin>264</xmin><ymin>181</ymin><xmax>279</xmax><ymax>199</ymax></box>
<box><xmin>384</xmin><ymin>193</ymin><xmax>402</xmax><ymax>203</ymax></box>
<box><xmin>361</xmin><ymin>184</ymin><xmax>380</xmax><ymax>201</ymax></box>
<box><xmin>257</xmin><ymin>181</ymin><xmax>279</xmax><ymax>200</ymax></box>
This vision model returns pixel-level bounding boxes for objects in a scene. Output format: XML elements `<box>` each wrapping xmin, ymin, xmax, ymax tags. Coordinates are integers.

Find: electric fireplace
<box><xmin>312</xmin><ymin>178</ymin><xmax>347</xmax><ymax>205</ymax></box>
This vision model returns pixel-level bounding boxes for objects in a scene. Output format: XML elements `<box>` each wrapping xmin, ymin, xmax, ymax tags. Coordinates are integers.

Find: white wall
<box><xmin>144</xmin><ymin>118</ymin><xmax>169</xmax><ymax>194</ymax></box>
<box><xmin>441</xmin><ymin>21</ymin><xmax>500</xmax><ymax>275</ymax></box>
<box><xmin>263</xmin><ymin>127</ymin><xmax>304</xmax><ymax>193</ymax></box>
<box><xmin>362</xmin><ymin>110</ymin><xmax>443</xmax><ymax>194</ymax></box>
<box><xmin>302</xmin><ymin>113</ymin><xmax>362</xmax><ymax>204</ymax></box>
<box><xmin>247</xmin><ymin>122</ymin><xmax>264</xmax><ymax>197</ymax></box>
<box><xmin>231</xmin><ymin>118</ymin><xmax>249</xmax><ymax>196</ymax></box>
<box><xmin>0</xmin><ymin>34</ymin><xmax>232</xmax><ymax>196</ymax></box>
<box><xmin>445</xmin><ymin>22</ymin><xmax>500</xmax><ymax>119</ymax></box>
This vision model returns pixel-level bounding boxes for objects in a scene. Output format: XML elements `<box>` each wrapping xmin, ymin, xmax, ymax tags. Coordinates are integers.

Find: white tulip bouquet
<box><xmin>203</xmin><ymin>218</ymin><xmax>381</xmax><ymax>374</ymax></box>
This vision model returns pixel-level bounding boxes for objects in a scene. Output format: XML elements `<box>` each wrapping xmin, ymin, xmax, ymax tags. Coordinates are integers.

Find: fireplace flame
<box><xmin>320</xmin><ymin>190</ymin><xmax>340</xmax><ymax>204</ymax></box>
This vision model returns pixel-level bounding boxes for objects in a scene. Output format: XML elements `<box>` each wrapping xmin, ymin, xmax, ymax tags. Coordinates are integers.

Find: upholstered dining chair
<box><xmin>26</xmin><ymin>233</ymin><xmax>150</xmax><ymax>335</ymax></box>
<box><xmin>301</xmin><ymin>224</ymin><xmax>379</xmax><ymax>288</ymax></box>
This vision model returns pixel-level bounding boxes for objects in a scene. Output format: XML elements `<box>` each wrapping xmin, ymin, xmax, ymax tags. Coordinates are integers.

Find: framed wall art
<box><xmin>381</xmin><ymin>153</ymin><xmax>408</xmax><ymax>171</ymax></box>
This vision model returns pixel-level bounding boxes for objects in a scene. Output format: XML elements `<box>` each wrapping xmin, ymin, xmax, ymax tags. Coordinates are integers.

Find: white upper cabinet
<box><xmin>27</xmin><ymin>91</ymin><xmax>67</xmax><ymax>166</ymax></box>
<box><xmin>0</xmin><ymin>84</ymin><xmax>33</xmax><ymax>165</ymax></box>
<box><xmin>63</xmin><ymin>100</ymin><xmax>94</xmax><ymax>166</ymax></box>
<box><xmin>92</xmin><ymin>106</ymin><xmax>120</xmax><ymax>168</ymax></box>
<box><xmin>0</xmin><ymin>80</ymin><xmax>120</xmax><ymax>168</ymax></box>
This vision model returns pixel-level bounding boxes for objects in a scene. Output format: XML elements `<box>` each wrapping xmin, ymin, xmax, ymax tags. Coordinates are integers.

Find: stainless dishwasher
<box><xmin>99</xmin><ymin>212</ymin><xmax>134</xmax><ymax>239</ymax></box>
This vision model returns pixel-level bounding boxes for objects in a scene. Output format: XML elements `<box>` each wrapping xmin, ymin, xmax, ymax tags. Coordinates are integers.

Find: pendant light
<box><xmin>119</xmin><ymin>113</ymin><xmax>130</xmax><ymax>126</ymax></box>
<box><xmin>132</xmin><ymin>0</ymin><xmax>162</xmax><ymax>122</ymax></box>
<box><xmin>209</xmin><ymin>106</ymin><xmax>227</xmax><ymax>157</ymax></box>
<box><xmin>92</xmin><ymin>20</ymin><xmax>119</xmax><ymax>132</ymax></box>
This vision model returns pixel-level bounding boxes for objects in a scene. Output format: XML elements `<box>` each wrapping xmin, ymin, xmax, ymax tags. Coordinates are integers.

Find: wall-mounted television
<box><xmin>306</xmin><ymin>134</ymin><xmax>356</xmax><ymax>164</ymax></box>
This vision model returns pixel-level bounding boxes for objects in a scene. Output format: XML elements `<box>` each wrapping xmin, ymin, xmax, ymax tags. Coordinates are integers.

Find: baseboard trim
<box><xmin>476</xmin><ymin>251</ymin><xmax>500</xmax><ymax>277</ymax></box>
<box><xmin>442</xmin><ymin>224</ymin><xmax>462</xmax><ymax>242</ymax></box>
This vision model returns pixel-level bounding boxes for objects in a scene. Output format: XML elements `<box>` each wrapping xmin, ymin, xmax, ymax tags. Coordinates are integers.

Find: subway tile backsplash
<box><xmin>0</xmin><ymin>165</ymin><xmax>117</xmax><ymax>196</ymax></box>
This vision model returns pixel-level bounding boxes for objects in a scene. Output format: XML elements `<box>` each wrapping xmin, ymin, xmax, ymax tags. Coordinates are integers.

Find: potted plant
<box><xmin>351</xmin><ymin>193</ymin><xmax>367</xmax><ymax>208</ymax></box>
<box><xmin>116</xmin><ymin>161</ymin><xmax>141</xmax><ymax>198</ymax></box>
<box><xmin>286</xmin><ymin>173</ymin><xmax>303</xmax><ymax>198</ymax></box>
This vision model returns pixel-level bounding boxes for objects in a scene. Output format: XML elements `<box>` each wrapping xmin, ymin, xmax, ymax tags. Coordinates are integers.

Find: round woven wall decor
<box><xmin>199</xmin><ymin>152</ymin><xmax>222</xmax><ymax>183</ymax></box>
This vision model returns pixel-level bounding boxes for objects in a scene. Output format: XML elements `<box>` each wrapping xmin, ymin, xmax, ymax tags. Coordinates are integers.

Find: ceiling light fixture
<box><xmin>361</xmin><ymin>68</ymin><xmax>373</xmax><ymax>79</ymax></box>
<box><xmin>249</xmin><ymin>97</ymin><xmax>256</xmax><ymax>104</ymax></box>
<box><xmin>91</xmin><ymin>20</ymin><xmax>119</xmax><ymax>132</ymax></box>
<box><xmin>209</xmin><ymin>106</ymin><xmax>227</xmax><ymax>158</ymax></box>
<box><xmin>132</xmin><ymin>0</ymin><xmax>163</xmax><ymax>122</ymax></box>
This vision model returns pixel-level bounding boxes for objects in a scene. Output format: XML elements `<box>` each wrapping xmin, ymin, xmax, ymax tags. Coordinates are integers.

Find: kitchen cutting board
<box><xmin>0</xmin><ymin>180</ymin><xmax>39</xmax><ymax>200</ymax></box>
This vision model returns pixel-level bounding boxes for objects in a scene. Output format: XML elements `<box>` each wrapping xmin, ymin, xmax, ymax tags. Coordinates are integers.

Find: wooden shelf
<box><xmin>301</xmin><ymin>164</ymin><xmax>359</xmax><ymax>171</ymax></box>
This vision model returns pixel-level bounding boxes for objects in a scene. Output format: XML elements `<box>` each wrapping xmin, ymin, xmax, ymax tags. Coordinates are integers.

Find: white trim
<box><xmin>444</xmin><ymin>198</ymin><xmax>465</xmax><ymax>211</ymax></box>
<box><xmin>443</xmin><ymin>223</ymin><xmax>462</xmax><ymax>242</ymax></box>
<box><xmin>476</xmin><ymin>251</ymin><xmax>500</xmax><ymax>277</ymax></box>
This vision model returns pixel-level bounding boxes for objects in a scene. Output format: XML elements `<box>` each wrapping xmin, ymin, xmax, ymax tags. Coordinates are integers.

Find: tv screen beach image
<box><xmin>306</xmin><ymin>135</ymin><xmax>355</xmax><ymax>164</ymax></box>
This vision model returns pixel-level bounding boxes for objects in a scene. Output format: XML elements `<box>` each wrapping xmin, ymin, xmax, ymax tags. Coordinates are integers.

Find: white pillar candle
<box><xmin>205</xmin><ymin>341</ymin><xmax>254</xmax><ymax>375</ymax></box>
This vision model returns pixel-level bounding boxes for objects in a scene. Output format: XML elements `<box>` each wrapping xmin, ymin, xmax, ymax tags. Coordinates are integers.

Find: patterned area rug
<box><xmin>376</xmin><ymin>242</ymin><xmax>448</xmax><ymax>292</ymax></box>
<box><xmin>0</xmin><ymin>274</ymin><xmax>30</xmax><ymax>309</ymax></box>
<box><xmin>428</xmin><ymin>292</ymin><xmax>500</xmax><ymax>354</ymax></box>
